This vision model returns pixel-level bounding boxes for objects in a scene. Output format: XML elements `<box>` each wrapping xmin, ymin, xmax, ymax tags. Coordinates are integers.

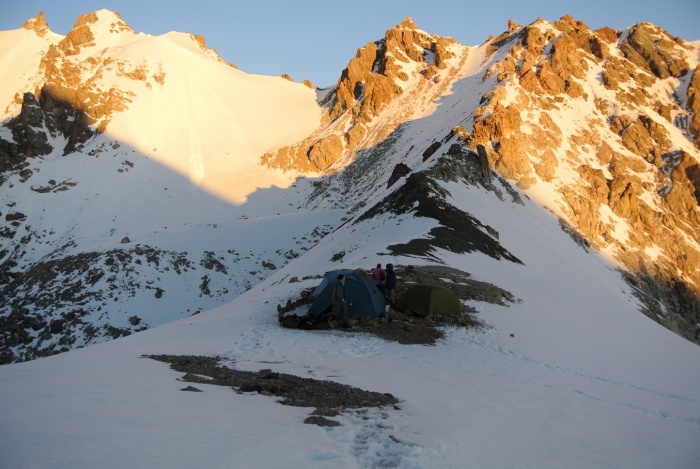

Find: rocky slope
<box><xmin>471</xmin><ymin>17</ymin><xmax>700</xmax><ymax>340</ymax></box>
<box><xmin>0</xmin><ymin>11</ymin><xmax>698</xmax><ymax>363</ymax></box>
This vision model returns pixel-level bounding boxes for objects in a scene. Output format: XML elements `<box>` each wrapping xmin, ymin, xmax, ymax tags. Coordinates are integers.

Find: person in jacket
<box><xmin>385</xmin><ymin>263</ymin><xmax>397</xmax><ymax>304</ymax></box>
<box><xmin>330</xmin><ymin>274</ymin><xmax>349</xmax><ymax>327</ymax></box>
<box><xmin>372</xmin><ymin>263</ymin><xmax>386</xmax><ymax>295</ymax></box>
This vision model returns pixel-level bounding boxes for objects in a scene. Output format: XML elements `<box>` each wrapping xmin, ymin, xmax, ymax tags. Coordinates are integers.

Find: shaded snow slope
<box><xmin>1</xmin><ymin>161</ymin><xmax>698</xmax><ymax>468</ymax></box>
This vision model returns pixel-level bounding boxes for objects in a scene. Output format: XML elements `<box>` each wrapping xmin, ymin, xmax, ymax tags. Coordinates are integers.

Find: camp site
<box><xmin>276</xmin><ymin>265</ymin><xmax>514</xmax><ymax>344</ymax></box>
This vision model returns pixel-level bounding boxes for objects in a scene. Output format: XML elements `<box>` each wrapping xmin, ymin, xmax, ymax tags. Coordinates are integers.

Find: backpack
<box><xmin>280</xmin><ymin>314</ymin><xmax>301</xmax><ymax>328</ymax></box>
<box><xmin>381</xmin><ymin>269</ymin><xmax>387</xmax><ymax>281</ymax></box>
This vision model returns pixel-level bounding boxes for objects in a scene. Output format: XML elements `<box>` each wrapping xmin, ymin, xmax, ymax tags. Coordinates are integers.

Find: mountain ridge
<box><xmin>0</xmin><ymin>10</ymin><xmax>699</xmax><ymax>364</ymax></box>
<box><xmin>287</xmin><ymin>14</ymin><xmax>700</xmax><ymax>342</ymax></box>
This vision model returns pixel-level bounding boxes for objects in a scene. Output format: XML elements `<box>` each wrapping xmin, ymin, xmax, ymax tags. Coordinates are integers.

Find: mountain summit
<box><xmin>0</xmin><ymin>10</ymin><xmax>699</xmax><ymax>365</ymax></box>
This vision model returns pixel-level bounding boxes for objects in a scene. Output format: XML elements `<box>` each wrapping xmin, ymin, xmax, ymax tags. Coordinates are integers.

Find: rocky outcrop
<box><xmin>619</xmin><ymin>23</ymin><xmax>690</xmax><ymax>80</ymax></box>
<box><xmin>358</xmin><ymin>149</ymin><xmax>523</xmax><ymax>263</ymax></box>
<box><xmin>38</xmin><ymin>52</ymin><xmax>130</xmax><ymax>133</ymax></box>
<box><xmin>23</xmin><ymin>11</ymin><xmax>50</xmax><ymax>37</ymax></box>
<box><xmin>331</xmin><ymin>17</ymin><xmax>451</xmax><ymax>123</ymax></box>
<box><xmin>263</xmin><ymin>17</ymin><xmax>461</xmax><ymax>173</ymax></box>
<box><xmin>58</xmin><ymin>11</ymin><xmax>133</xmax><ymax>56</ymax></box>
<box><xmin>471</xmin><ymin>16</ymin><xmax>616</xmax><ymax>188</ymax></box>
<box><xmin>1</xmin><ymin>91</ymin><xmax>95</xmax><ymax>161</ymax></box>
<box><xmin>688</xmin><ymin>68</ymin><xmax>700</xmax><ymax>146</ymax></box>
<box><xmin>387</xmin><ymin>163</ymin><xmax>411</xmax><ymax>188</ymax></box>
<box><xmin>9</xmin><ymin>93</ymin><xmax>53</xmax><ymax>157</ymax></box>
<box><xmin>602</xmin><ymin>56</ymin><xmax>655</xmax><ymax>97</ymax></box>
<box><xmin>332</xmin><ymin>41</ymin><xmax>378</xmax><ymax>119</ymax></box>
<box><xmin>308</xmin><ymin>134</ymin><xmax>345</xmax><ymax>171</ymax></box>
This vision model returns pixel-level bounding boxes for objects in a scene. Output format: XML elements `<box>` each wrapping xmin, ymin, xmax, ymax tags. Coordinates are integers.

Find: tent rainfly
<box><xmin>398</xmin><ymin>284</ymin><xmax>462</xmax><ymax>318</ymax></box>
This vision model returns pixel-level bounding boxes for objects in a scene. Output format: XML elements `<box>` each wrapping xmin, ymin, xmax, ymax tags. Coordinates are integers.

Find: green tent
<box><xmin>398</xmin><ymin>284</ymin><xmax>462</xmax><ymax>318</ymax></box>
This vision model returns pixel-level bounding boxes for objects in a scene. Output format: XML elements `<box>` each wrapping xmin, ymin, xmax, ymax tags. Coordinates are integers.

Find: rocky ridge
<box><xmin>22</xmin><ymin>11</ymin><xmax>50</xmax><ymax>37</ymax></box>
<box><xmin>6</xmin><ymin>11</ymin><xmax>231</xmax><ymax>135</ymax></box>
<box><xmin>266</xmin><ymin>15</ymin><xmax>700</xmax><ymax>342</ymax></box>
<box><xmin>261</xmin><ymin>17</ymin><xmax>468</xmax><ymax>173</ymax></box>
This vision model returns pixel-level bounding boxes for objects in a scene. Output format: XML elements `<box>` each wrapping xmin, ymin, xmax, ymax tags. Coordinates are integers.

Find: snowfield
<box><xmin>1</xmin><ymin>171</ymin><xmax>699</xmax><ymax>468</ymax></box>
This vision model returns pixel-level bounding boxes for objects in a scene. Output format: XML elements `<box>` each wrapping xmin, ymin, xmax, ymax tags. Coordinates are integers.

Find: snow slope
<box><xmin>103</xmin><ymin>29</ymin><xmax>322</xmax><ymax>205</ymax></box>
<box><xmin>0</xmin><ymin>26</ymin><xmax>61</xmax><ymax>119</ymax></box>
<box><xmin>1</xmin><ymin>165</ymin><xmax>699</xmax><ymax>469</ymax></box>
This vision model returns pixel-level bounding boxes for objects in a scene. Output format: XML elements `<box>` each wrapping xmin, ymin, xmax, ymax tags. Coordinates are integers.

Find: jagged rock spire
<box><xmin>23</xmin><ymin>11</ymin><xmax>49</xmax><ymax>37</ymax></box>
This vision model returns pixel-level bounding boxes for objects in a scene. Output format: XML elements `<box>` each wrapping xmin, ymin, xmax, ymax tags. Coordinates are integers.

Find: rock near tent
<box><xmin>307</xmin><ymin>270</ymin><xmax>386</xmax><ymax>320</ymax></box>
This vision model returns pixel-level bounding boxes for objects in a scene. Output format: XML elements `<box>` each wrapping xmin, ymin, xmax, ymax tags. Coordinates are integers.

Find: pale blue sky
<box><xmin>1</xmin><ymin>0</ymin><xmax>698</xmax><ymax>88</ymax></box>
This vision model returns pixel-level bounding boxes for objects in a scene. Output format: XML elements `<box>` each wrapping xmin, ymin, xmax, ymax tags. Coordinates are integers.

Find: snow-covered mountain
<box><xmin>0</xmin><ymin>9</ymin><xmax>699</xmax><ymax>468</ymax></box>
<box><xmin>1</xmin><ymin>11</ymin><xmax>698</xmax><ymax>364</ymax></box>
<box><xmin>0</xmin><ymin>10</ymin><xmax>328</xmax><ymax>362</ymax></box>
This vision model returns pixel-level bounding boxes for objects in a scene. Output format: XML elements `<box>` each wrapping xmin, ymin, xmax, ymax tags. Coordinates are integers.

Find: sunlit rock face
<box><xmin>263</xmin><ymin>17</ymin><xmax>459</xmax><ymax>172</ymax></box>
<box><xmin>465</xmin><ymin>17</ymin><xmax>700</xmax><ymax>339</ymax></box>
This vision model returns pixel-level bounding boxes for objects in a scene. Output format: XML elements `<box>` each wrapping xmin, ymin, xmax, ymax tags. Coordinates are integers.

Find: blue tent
<box><xmin>307</xmin><ymin>269</ymin><xmax>387</xmax><ymax>320</ymax></box>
